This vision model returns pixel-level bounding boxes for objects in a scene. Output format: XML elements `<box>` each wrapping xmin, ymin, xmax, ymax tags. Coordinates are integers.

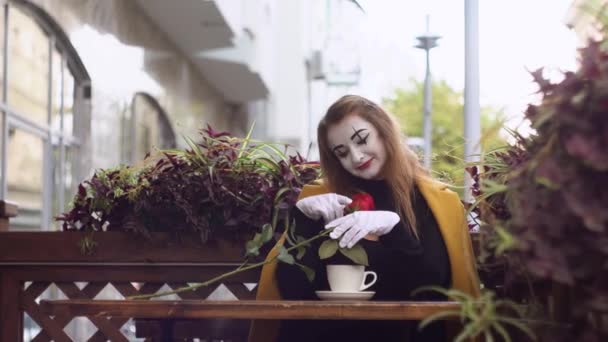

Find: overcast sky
<box><xmin>355</xmin><ymin>0</ymin><xmax>579</xmax><ymax>131</ymax></box>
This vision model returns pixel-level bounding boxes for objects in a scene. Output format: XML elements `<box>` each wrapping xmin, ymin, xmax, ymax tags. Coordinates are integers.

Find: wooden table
<box><xmin>40</xmin><ymin>299</ymin><xmax>461</xmax><ymax>341</ymax></box>
<box><xmin>40</xmin><ymin>299</ymin><xmax>461</xmax><ymax>320</ymax></box>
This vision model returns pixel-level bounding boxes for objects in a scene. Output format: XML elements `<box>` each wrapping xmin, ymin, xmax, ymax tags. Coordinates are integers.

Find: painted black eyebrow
<box><xmin>332</xmin><ymin>144</ymin><xmax>345</xmax><ymax>153</ymax></box>
<box><xmin>350</xmin><ymin>128</ymin><xmax>368</xmax><ymax>140</ymax></box>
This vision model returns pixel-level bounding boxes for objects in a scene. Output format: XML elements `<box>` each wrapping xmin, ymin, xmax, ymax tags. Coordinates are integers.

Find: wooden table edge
<box><xmin>40</xmin><ymin>299</ymin><xmax>462</xmax><ymax>320</ymax></box>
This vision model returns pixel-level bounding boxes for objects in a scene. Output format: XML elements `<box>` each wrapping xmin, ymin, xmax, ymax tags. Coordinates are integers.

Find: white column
<box><xmin>464</xmin><ymin>0</ymin><xmax>481</xmax><ymax>203</ymax></box>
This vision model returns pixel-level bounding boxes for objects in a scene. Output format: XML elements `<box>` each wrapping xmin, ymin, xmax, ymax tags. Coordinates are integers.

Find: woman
<box><xmin>249</xmin><ymin>95</ymin><xmax>480</xmax><ymax>342</ymax></box>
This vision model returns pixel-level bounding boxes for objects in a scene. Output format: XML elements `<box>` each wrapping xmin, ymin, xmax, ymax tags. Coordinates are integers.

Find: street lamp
<box><xmin>415</xmin><ymin>15</ymin><xmax>441</xmax><ymax>170</ymax></box>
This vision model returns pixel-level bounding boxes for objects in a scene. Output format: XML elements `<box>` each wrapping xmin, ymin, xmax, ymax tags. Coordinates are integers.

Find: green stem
<box><xmin>128</xmin><ymin>229</ymin><xmax>333</xmax><ymax>300</ymax></box>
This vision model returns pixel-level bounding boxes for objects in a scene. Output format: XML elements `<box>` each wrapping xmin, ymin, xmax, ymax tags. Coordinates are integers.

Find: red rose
<box><xmin>344</xmin><ymin>192</ymin><xmax>375</xmax><ymax>214</ymax></box>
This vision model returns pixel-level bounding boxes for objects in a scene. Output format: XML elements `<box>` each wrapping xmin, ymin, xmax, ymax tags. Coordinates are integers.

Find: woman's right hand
<box><xmin>295</xmin><ymin>193</ymin><xmax>352</xmax><ymax>223</ymax></box>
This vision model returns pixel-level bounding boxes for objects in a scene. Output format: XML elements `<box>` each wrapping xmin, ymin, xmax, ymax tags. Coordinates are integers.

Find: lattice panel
<box><xmin>21</xmin><ymin>280</ymin><xmax>256</xmax><ymax>341</ymax></box>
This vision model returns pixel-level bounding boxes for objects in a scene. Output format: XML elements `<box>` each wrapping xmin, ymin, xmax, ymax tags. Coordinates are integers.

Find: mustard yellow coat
<box><xmin>248</xmin><ymin>178</ymin><xmax>481</xmax><ymax>342</ymax></box>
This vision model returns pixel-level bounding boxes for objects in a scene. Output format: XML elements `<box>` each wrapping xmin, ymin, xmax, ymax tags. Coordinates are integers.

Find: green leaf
<box><xmin>297</xmin><ymin>263</ymin><xmax>316</xmax><ymax>282</ymax></box>
<box><xmin>273</xmin><ymin>187</ymin><xmax>291</xmax><ymax>206</ymax></box>
<box><xmin>261</xmin><ymin>223</ymin><xmax>273</xmax><ymax>243</ymax></box>
<box><xmin>418</xmin><ymin>310</ymin><xmax>460</xmax><ymax>330</ymax></box>
<box><xmin>183</xmin><ymin>135</ymin><xmax>206</xmax><ymax>165</ymax></box>
<box><xmin>454</xmin><ymin>322</ymin><xmax>482</xmax><ymax>342</ymax></box>
<box><xmin>535</xmin><ymin>176</ymin><xmax>559</xmax><ymax>190</ymax></box>
<box><xmin>339</xmin><ymin>244</ymin><xmax>369</xmax><ymax>266</ymax></box>
<box><xmin>245</xmin><ymin>234</ymin><xmax>262</xmax><ymax>257</ymax></box>
<box><xmin>296</xmin><ymin>246</ymin><xmax>307</xmax><ymax>260</ymax></box>
<box><xmin>493</xmin><ymin>226</ymin><xmax>517</xmax><ymax>255</ymax></box>
<box><xmin>237</xmin><ymin>122</ymin><xmax>256</xmax><ymax>159</ymax></box>
<box><xmin>319</xmin><ymin>239</ymin><xmax>339</xmax><ymax>259</ymax></box>
<box><xmin>277</xmin><ymin>246</ymin><xmax>295</xmax><ymax>264</ymax></box>
<box><xmin>78</xmin><ymin>235</ymin><xmax>98</xmax><ymax>255</ymax></box>
<box><xmin>491</xmin><ymin>322</ymin><xmax>512</xmax><ymax>342</ymax></box>
<box><xmin>497</xmin><ymin>317</ymin><xmax>537</xmax><ymax>341</ymax></box>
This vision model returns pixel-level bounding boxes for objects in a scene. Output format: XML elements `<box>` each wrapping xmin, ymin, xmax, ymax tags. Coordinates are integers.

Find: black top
<box><xmin>276</xmin><ymin>179</ymin><xmax>451</xmax><ymax>342</ymax></box>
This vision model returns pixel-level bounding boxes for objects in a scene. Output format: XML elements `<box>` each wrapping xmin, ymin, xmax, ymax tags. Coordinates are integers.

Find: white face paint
<box><xmin>327</xmin><ymin>115</ymin><xmax>387</xmax><ymax>180</ymax></box>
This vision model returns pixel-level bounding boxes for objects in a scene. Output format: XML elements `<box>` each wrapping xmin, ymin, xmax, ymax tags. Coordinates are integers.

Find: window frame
<box><xmin>0</xmin><ymin>1</ymin><xmax>90</xmax><ymax>230</ymax></box>
<box><xmin>123</xmin><ymin>92</ymin><xmax>176</xmax><ymax>164</ymax></box>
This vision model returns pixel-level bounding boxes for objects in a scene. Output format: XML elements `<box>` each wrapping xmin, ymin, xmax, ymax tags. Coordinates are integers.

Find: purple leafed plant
<box><xmin>57</xmin><ymin>125</ymin><xmax>321</xmax><ymax>244</ymax></box>
<box><xmin>469</xmin><ymin>40</ymin><xmax>608</xmax><ymax>341</ymax></box>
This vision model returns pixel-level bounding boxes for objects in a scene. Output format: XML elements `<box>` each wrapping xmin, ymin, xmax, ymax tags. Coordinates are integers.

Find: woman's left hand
<box><xmin>325</xmin><ymin>211</ymin><xmax>400</xmax><ymax>248</ymax></box>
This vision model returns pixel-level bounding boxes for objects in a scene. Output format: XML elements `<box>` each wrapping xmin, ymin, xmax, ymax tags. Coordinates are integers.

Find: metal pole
<box><xmin>415</xmin><ymin>15</ymin><xmax>440</xmax><ymax>171</ymax></box>
<box><xmin>423</xmin><ymin>47</ymin><xmax>432</xmax><ymax>170</ymax></box>
<box><xmin>464</xmin><ymin>0</ymin><xmax>481</xmax><ymax>203</ymax></box>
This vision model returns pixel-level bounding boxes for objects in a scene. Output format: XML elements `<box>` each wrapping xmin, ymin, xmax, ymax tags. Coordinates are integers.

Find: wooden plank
<box><xmin>112</xmin><ymin>282</ymin><xmax>139</xmax><ymax>298</ymax></box>
<box><xmin>88</xmin><ymin>316</ymin><xmax>131</xmax><ymax>342</ymax></box>
<box><xmin>40</xmin><ymin>300</ymin><xmax>462</xmax><ymax>321</ymax></box>
<box><xmin>0</xmin><ymin>273</ymin><xmax>23</xmax><ymax>341</ymax></box>
<box><xmin>0</xmin><ymin>199</ymin><xmax>18</xmax><ymax>217</ymax></box>
<box><xmin>166</xmin><ymin>282</ymin><xmax>207</xmax><ymax>300</ymax></box>
<box><xmin>0</xmin><ymin>200</ymin><xmax>19</xmax><ymax>232</ymax></box>
<box><xmin>0</xmin><ymin>232</ymin><xmax>257</xmax><ymax>263</ymax></box>
<box><xmin>55</xmin><ymin>282</ymin><xmax>128</xmax><ymax>342</ymax></box>
<box><xmin>135</xmin><ymin>319</ymin><xmax>251</xmax><ymax>340</ymax></box>
<box><xmin>22</xmin><ymin>298</ymin><xmax>72</xmax><ymax>342</ymax></box>
<box><xmin>6</xmin><ymin>265</ymin><xmax>260</xmax><ymax>283</ymax></box>
<box><xmin>225</xmin><ymin>282</ymin><xmax>257</xmax><ymax>300</ymax></box>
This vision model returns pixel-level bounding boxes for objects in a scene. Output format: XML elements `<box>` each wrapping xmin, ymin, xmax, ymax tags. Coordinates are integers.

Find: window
<box><xmin>121</xmin><ymin>92</ymin><xmax>175</xmax><ymax>163</ymax></box>
<box><xmin>0</xmin><ymin>1</ymin><xmax>89</xmax><ymax>230</ymax></box>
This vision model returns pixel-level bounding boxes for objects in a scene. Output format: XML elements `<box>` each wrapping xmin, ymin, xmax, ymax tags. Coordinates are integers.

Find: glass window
<box><xmin>7</xmin><ymin>127</ymin><xmax>43</xmax><ymax>230</ymax></box>
<box><xmin>126</xmin><ymin>94</ymin><xmax>175</xmax><ymax>163</ymax></box>
<box><xmin>0</xmin><ymin>3</ymin><xmax>89</xmax><ymax>231</ymax></box>
<box><xmin>134</xmin><ymin>95</ymin><xmax>159</xmax><ymax>160</ymax></box>
<box><xmin>0</xmin><ymin>4</ymin><xmax>5</xmax><ymax>98</ymax></box>
<box><xmin>63</xmin><ymin>145</ymin><xmax>77</xmax><ymax>206</ymax></box>
<box><xmin>63</xmin><ymin>65</ymin><xmax>75</xmax><ymax>136</ymax></box>
<box><xmin>52</xmin><ymin>142</ymin><xmax>77</xmax><ymax>230</ymax></box>
<box><xmin>7</xmin><ymin>6</ymin><xmax>49</xmax><ymax>126</ymax></box>
<box><xmin>50</xmin><ymin>49</ymin><xmax>61</xmax><ymax>131</ymax></box>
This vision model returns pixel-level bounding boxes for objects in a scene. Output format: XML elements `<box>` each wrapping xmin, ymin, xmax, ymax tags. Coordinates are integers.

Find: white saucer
<box><xmin>315</xmin><ymin>290</ymin><xmax>375</xmax><ymax>301</ymax></box>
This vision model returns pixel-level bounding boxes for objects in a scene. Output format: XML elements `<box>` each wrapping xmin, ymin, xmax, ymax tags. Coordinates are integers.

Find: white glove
<box><xmin>295</xmin><ymin>193</ymin><xmax>352</xmax><ymax>223</ymax></box>
<box><xmin>325</xmin><ymin>211</ymin><xmax>400</xmax><ymax>248</ymax></box>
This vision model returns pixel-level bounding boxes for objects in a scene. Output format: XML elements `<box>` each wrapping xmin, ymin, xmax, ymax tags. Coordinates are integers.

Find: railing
<box><xmin>0</xmin><ymin>231</ymin><xmax>260</xmax><ymax>341</ymax></box>
<box><xmin>0</xmin><ymin>200</ymin><xmax>18</xmax><ymax>231</ymax></box>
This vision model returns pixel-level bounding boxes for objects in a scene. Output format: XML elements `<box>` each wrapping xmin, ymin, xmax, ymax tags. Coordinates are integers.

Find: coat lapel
<box><xmin>417</xmin><ymin>178</ymin><xmax>481</xmax><ymax>297</ymax></box>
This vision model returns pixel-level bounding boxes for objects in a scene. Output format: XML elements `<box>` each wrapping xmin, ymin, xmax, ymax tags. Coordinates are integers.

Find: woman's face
<box><xmin>327</xmin><ymin>114</ymin><xmax>387</xmax><ymax>180</ymax></box>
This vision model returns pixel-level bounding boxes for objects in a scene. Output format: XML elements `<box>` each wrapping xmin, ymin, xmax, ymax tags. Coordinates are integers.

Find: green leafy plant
<box><xmin>413</xmin><ymin>287</ymin><xmax>536</xmax><ymax>342</ymax></box>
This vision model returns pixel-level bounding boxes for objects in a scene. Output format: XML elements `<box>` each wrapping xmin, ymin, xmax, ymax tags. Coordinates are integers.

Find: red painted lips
<box><xmin>356</xmin><ymin>159</ymin><xmax>373</xmax><ymax>170</ymax></box>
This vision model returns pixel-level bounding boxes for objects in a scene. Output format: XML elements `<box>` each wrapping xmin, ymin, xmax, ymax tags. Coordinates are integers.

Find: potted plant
<box><xmin>57</xmin><ymin>124</ymin><xmax>321</xmax><ymax>256</ymax></box>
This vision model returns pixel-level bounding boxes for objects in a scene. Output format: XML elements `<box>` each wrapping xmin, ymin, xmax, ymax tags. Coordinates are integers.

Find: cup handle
<box><xmin>359</xmin><ymin>271</ymin><xmax>377</xmax><ymax>291</ymax></box>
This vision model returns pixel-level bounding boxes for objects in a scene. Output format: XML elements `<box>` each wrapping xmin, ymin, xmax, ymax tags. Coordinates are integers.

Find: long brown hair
<box><xmin>317</xmin><ymin>95</ymin><xmax>429</xmax><ymax>237</ymax></box>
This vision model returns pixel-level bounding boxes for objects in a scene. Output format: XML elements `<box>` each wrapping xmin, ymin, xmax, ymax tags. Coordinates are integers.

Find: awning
<box><xmin>136</xmin><ymin>0</ymin><xmax>269</xmax><ymax>102</ymax></box>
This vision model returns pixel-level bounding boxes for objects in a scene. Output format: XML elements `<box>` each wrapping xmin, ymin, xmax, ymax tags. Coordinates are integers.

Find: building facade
<box><xmin>0</xmin><ymin>0</ymin><xmax>365</xmax><ymax>232</ymax></box>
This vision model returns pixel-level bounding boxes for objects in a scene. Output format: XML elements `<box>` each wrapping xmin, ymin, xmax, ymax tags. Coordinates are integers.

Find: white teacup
<box><xmin>326</xmin><ymin>264</ymin><xmax>378</xmax><ymax>293</ymax></box>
